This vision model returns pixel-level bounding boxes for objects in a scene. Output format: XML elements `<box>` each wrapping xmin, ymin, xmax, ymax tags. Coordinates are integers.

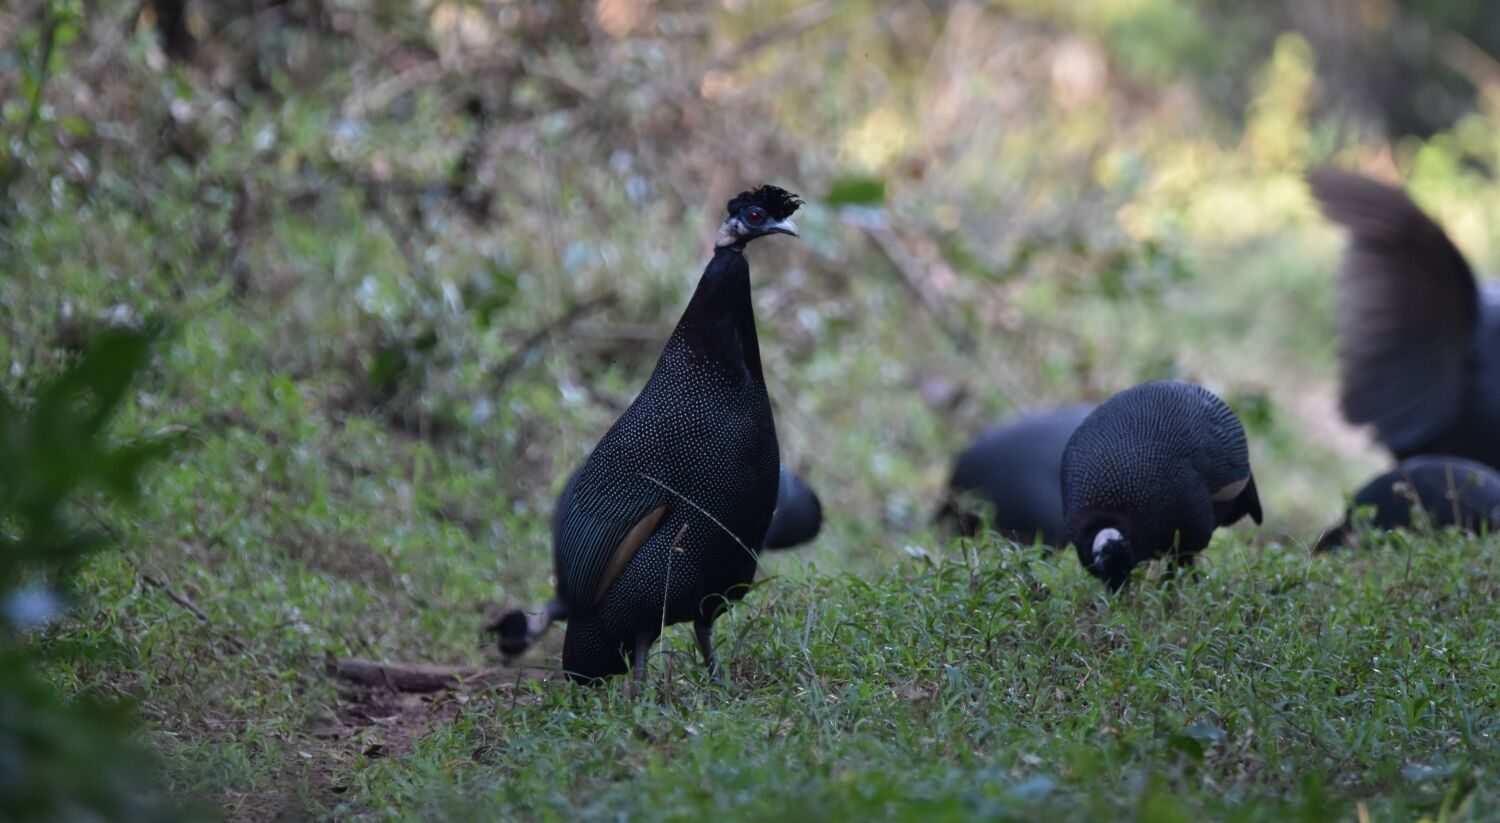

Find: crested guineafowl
<box><xmin>492</xmin><ymin>185</ymin><xmax>802</xmax><ymax>685</ymax></box>
<box><xmin>762</xmin><ymin>467</ymin><xmax>823</xmax><ymax>551</ymax></box>
<box><xmin>938</xmin><ymin>403</ymin><xmax>1095</xmax><ymax>547</ymax></box>
<box><xmin>1061</xmin><ymin>380</ymin><xmax>1263</xmax><ymax>591</ymax></box>
<box><xmin>1316</xmin><ymin>455</ymin><xmax>1500</xmax><ymax>550</ymax></box>
<box><xmin>1308</xmin><ymin>169</ymin><xmax>1500</xmax><ymax>470</ymax></box>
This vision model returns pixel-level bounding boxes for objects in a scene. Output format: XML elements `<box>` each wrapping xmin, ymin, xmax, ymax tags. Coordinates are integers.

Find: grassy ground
<box><xmin>341</xmin><ymin>539</ymin><xmax>1498</xmax><ymax>822</ymax></box>
<box><xmin>6</xmin><ymin>1</ymin><xmax>1500</xmax><ymax>820</ymax></box>
<box><xmin>77</xmin><ymin>522</ymin><xmax>1500</xmax><ymax>820</ymax></box>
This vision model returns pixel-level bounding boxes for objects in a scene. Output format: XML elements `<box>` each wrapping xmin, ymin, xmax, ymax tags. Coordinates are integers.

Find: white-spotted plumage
<box><xmin>1061</xmin><ymin>380</ymin><xmax>1262</xmax><ymax>590</ymax></box>
<box><xmin>499</xmin><ymin>185</ymin><xmax>803</xmax><ymax>682</ymax></box>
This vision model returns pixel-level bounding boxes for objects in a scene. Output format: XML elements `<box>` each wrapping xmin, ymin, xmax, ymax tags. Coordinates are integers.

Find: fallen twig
<box><xmin>139</xmin><ymin>569</ymin><xmax>249</xmax><ymax>653</ymax></box>
<box><xmin>327</xmin><ymin>656</ymin><xmax>518</xmax><ymax>693</ymax></box>
<box><xmin>140</xmin><ymin>572</ymin><xmax>209</xmax><ymax>622</ymax></box>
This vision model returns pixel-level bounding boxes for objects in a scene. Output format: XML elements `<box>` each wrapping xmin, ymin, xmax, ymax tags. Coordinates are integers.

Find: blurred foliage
<box><xmin>0</xmin><ymin>656</ymin><xmax>186</xmax><ymax>823</ymax></box>
<box><xmin>0</xmin><ymin>327</ymin><xmax>191</xmax><ymax>821</ymax></box>
<box><xmin>1</xmin><ymin>328</ymin><xmax>172</xmax><ymax>591</ymax></box>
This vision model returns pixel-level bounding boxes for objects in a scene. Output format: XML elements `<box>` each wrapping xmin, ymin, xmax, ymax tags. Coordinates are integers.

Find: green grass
<box><xmin>234</xmin><ymin>537</ymin><xmax>1500</xmax><ymax>820</ymax></box>
<box><xmin>65</xmin><ymin>461</ymin><xmax>1500</xmax><ymax>823</ymax></box>
<box><xmin>451</xmin><ymin>538</ymin><xmax>1496</xmax><ymax>820</ymax></box>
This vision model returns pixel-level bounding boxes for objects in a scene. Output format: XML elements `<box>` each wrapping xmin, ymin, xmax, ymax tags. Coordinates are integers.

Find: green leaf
<box><xmin>53</xmin><ymin>22</ymin><xmax>78</xmax><ymax>48</ymax></box>
<box><xmin>1167</xmin><ymin>733</ymin><xmax>1204</xmax><ymax>763</ymax></box>
<box><xmin>824</xmin><ymin>175</ymin><xmax>885</xmax><ymax>206</ymax></box>
<box><xmin>59</xmin><ymin>116</ymin><xmax>90</xmax><ymax>137</ymax></box>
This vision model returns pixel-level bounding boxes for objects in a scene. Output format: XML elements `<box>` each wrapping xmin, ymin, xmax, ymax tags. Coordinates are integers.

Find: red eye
<box><xmin>745</xmin><ymin>207</ymin><xmax>766</xmax><ymax>226</ymax></box>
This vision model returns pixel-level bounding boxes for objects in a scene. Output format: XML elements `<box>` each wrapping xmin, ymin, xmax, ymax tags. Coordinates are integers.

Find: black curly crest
<box><xmin>727</xmin><ymin>185</ymin><xmax>803</xmax><ymax>221</ymax></box>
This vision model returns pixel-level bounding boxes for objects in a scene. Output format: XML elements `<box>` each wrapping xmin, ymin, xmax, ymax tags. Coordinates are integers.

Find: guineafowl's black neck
<box><xmin>671</xmin><ymin>247</ymin><xmax>764</xmax><ymax>381</ymax></box>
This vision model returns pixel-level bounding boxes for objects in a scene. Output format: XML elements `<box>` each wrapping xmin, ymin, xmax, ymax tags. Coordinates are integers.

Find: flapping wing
<box><xmin>1308</xmin><ymin>169</ymin><xmax>1478</xmax><ymax>454</ymax></box>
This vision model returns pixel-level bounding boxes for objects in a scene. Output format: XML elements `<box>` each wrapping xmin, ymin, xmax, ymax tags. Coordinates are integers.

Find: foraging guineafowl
<box><xmin>762</xmin><ymin>467</ymin><xmax>823</xmax><ymax>550</ymax></box>
<box><xmin>1308</xmin><ymin>169</ymin><xmax>1500</xmax><ymax>470</ymax></box>
<box><xmin>492</xmin><ymin>185</ymin><xmax>801</xmax><ymax>684</ymax></box>
<box><xmin>938</xmin><ymin>404</ymin><xmax>1094</xmax><ymax>547</ymax></box>
<box><xmin>1061</xmin><ymin>381</ymin><xmax>1262</xmax><ymax>590</ymax></box>
<box><xmin>1316</xmin><ymin>456</ymin><xmax>1500</xmax><ymax>550</ymax></box>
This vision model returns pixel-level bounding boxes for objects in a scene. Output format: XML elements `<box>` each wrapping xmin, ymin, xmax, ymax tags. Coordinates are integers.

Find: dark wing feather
<box><xmin>1308</xmin><ymin>169</ymin><xmax>1479</xmax><ymax>453</ymax></box>
<box><xmin>1215</xmin><ymin>473</ymin><xmax>1262</xmax><ymax>526</ymax></box>
<box><xmin>551</xmin><ymin>472</ymin><xmax>668</xmax><ymax>613</ymax></box>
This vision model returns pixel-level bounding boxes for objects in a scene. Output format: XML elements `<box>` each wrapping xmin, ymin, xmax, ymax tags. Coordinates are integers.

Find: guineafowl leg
<box><xmin>625</xmin><ymin>630</ymin><xmax>654</xmax><ymax>699</ymax></box>
<box><xmin>1161</xmin><ymin>552</ymin><xmax>1200</xmax><ymax>585</ymax></box>
<box><xmin>693</xmin><ymin>617</ymin><xmax>723</xmax><ymax>681</ymax></box>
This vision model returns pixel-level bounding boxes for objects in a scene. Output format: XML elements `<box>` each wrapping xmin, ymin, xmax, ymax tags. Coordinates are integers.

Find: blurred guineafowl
<box><xmin>1308</xmin><ymin>169</ymin><xmax>1500</xmax><ymax>470</ymax></box>
<box><xmin>1316</xmin><ymin>455</ymin><xmax>1500</xmax><ymax>550</ymax></box>
<box><xmin>492</xmin><ymin>185</ymin><xmax>802</xmax><ymax>684</ymax></box>
<box><xmin>1061</xmin><ymin>381</ymin><xmax>1262</xmax><ymax>591</ymax></box>
<box><xmin>938</xmin><ymin>404</ymin><xmax>1095</xmax><ymax>547</ymax></box>
<box><xmin>762</xmin><ymin>467</ymin><xmax>823</xmax><ymax>550</ymax></box>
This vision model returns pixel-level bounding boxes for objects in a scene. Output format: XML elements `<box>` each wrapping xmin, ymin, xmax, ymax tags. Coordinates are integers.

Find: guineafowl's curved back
<box><xmin>1063</xmin><ymin>381</ymin><xmax>1250</xmax><ymax>505</ymax></box>
<box><xmin>1318</xmin><ymin>455</ymin><xmax>1500</xmax><ymax>549</ymax></box>
<box><xmin>1062</xmin><ymin>380</ymin><xmax>1260</xmax><ymax>576</ymax></box>
<box><xmin>943</xmin><ymin>404</ymin><xmax>1094</xmax><ymax>546</ymax></box>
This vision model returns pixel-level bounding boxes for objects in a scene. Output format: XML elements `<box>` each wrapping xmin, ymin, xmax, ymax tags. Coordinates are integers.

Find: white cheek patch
<box><xmin>1212</xmin><ymin>477</ymin><xmax>1249</xmax><ymax>502</ymax></box>
<box><xmin>526</xmin><ymin>611</ymin><xmax>550</xmax><ymax>640</ymax></box>
<box><xmin>714</xmin><ymin>219</ymin><xmax>743</xmax><ymax>249</ymax></box>
<box><xmin>1093</xmin><ymin>528</ymin><xmax>1123</xmax><ymax>554</ymax></box>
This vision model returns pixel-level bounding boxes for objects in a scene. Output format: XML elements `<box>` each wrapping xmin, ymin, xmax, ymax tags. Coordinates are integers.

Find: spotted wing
<box><xmin>551</xmin><ymin>472</ymin><xmax>668</xmax><ymax>613</ymax></box>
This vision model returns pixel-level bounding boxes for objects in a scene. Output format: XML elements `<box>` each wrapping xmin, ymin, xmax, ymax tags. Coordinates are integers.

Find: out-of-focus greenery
<box><xmin>0</xmin><ymin>327</ymin><xmax>193</xmax><ymax>821</ymax></box>
<box><xmin>2</xmin><ymin>0</ymin><xmax>1500</xmax><ymax>819</ymax></box>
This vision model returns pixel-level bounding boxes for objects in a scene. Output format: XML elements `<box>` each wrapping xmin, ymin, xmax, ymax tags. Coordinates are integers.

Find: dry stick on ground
<box><xmin>326</xmin><ymin>656</ymin><xmax>521</xmax><ymax>693</ymax></box>
<box><xmin>140</xmin><ymin>572</ymin><xmax>210</xmax><ymax>622</ymax></box>
<box><xmin>139</xmin><ymin>567</ymin><xmax>249</xmax><ymax>653</ymax></box>
<box><xmin>77</xmin><ymin>502</ymin><xmax>250</xmax><ymax>653</ymax></box>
